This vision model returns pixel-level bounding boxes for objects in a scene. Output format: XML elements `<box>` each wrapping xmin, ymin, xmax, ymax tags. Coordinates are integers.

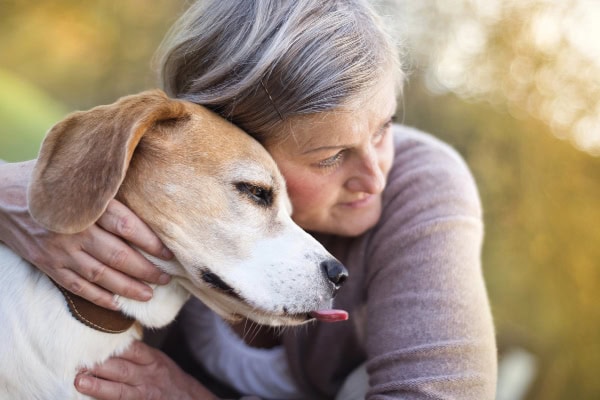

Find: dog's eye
<box><xmin>235</xmin><ymin>182</ymin><xmax>273</xmax><ymax>207</ymax></box>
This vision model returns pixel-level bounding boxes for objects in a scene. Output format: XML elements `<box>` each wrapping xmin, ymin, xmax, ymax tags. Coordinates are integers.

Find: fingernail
<box><xmin>110</xmin><ymin>299</ymin><xmax>121</xmax><ymax>310</ymax></box>
<box><xmin>158</xmin><ymin>273</ymin><xmax>171</xmax><ymax>285</ymax></box>
<box><xmin>161</xmin><ymin>247</ymin><xmax>174</xmax><ymax>259</ymax></box>
<box><xmin>76</xmin><ymin>375</ymin><xmax>92</xmax><ymax>390</ymax></box>
<box><xmin>140</xmin><ymin>286</ymin><xmax>153</xmax><ymax>300</ymax></box>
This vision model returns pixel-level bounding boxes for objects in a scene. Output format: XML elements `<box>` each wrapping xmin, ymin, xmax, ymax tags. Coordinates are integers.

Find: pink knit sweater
<box><xmin>282</xmin><ymin>125</ymin><xmax>497</xmax><ymax>399</ymax></box>
<box><xmin>163</xmin><ymin>125</ymin><xmax>497</xmax><ymax>399</ymax></box>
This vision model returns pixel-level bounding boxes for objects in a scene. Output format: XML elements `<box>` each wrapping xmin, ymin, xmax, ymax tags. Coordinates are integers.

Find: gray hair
<box><xmin>156</xmin><ymin>0</ymin><xmax>403</xmax><ymax>144</ymax></box>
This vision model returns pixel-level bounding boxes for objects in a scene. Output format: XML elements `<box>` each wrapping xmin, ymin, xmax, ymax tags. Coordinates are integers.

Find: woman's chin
<box><xmin>329</xmin><ymin>200</ymin><xmax>383</xmax><ymax>237</ymax></box>
<box><xmin>295</xmin><ymin>196</ymin><xmax>383</xmax><ymax>237</ymax></box>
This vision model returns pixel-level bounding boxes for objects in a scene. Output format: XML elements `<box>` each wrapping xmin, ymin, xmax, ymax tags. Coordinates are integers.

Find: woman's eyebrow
<box><xmin>300</xmin><ymin>101</ymin><xmax>397</xmax><ymax>155</ymax></box>
<box><xmin>301</xmin><ymin>144</ymin><xmax>350</xmax><ymax>155</ymax></box>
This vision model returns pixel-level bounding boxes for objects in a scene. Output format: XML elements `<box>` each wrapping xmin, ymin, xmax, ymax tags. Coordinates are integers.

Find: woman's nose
<box><xmin>344</xmin><ymin>149</ymin><xmax>385</xmax><ymax>194</ymax></box>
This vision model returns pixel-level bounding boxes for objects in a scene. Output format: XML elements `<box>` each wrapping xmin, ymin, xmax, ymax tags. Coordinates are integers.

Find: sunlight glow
<box><xmin>395</xmin><ymin>0</ymin><xmax>600</xmax><ymax>156</ymax></box>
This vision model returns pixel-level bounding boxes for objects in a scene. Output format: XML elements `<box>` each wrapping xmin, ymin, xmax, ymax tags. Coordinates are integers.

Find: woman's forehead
<box><xmin>267</xmin><ymin>74</ymin><xmax>398</xmax><ymax>151</ymax></box>
<box><xmin>275</xmin><ymin>107</ymin><xmax>395</xmax><ymax>155</ymax></box>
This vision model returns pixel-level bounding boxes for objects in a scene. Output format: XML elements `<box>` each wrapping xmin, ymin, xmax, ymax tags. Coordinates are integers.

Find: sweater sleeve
<box><xmin>363</xmin><ymin>127</ymin><xmax>497</xmax><ymax>399</ymax></box>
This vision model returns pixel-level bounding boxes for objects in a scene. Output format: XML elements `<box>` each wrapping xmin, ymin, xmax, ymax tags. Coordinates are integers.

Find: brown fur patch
<box><xmin>28</xmin><ymin>90</ymin><xmax>189</xmax><ymax>234</ymax></box>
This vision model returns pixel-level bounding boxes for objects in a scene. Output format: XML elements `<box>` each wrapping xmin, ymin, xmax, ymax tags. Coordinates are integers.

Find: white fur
<box><xmin>0</xmin><ymin>212</ymin><xmax>338</xmax><ymax>398</ymax></box>
<box><xmin>0</xmin><ymin>169</ymin><xmax>341</xmax><ymax>399</ymax></box>
<box><xmin>0</xmin><ymin>244</ymin><xmax>140</xmax><ymax>399</ymax></box>
<box><xmin>0</xmin><ymin>95</ymin><xmax>345</xmax><ymax>398</ymax></box>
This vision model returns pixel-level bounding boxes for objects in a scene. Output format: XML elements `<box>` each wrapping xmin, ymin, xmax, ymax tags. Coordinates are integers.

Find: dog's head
<box><xmin>28</xmin><ymin>90</ymin><xmax>347</xmax><ymax>326</ymax></box>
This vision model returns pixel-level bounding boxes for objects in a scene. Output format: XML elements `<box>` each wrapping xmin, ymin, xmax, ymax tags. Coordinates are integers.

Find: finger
<box><xmin>75</xmin><ymin>373</ymin><xmax>139</xmax><ymax>400</ymax></box>
<box><xmin>86</xmin><ymin>343</ymin><xmax>159</xmax><ymax>385</ymax></box>
<box><xmin>98</xmin><ymin>199</ymin><xmax>174</xmax><ymax>260</ymax></box>
<box><xmin>117</xmin><ymin>340</ymin><xmax>157</xmax><ymax>365</ymax></box>
<box><xmin>70</xmin><ymin>249</ymin><xmax>154</xmax><ymax>302</ymax></box>
<box><xmin>82</xmin><ymin>224</ymin><xmax>170</xmax><ymax>286</ymax></box>
<box><xmin>84</xmin><ymin>343</ymin><xmax>159</xmax><ymax>385</ymax></box>
<box><xmin>52</xmin><ymin>267</ymin><xmax>120</xmax><ymax>310</ymax></box>
<box><xmin>86</xmin><ymin>356</ymin><xmax>140</xmax><ymax>385</ymax></box>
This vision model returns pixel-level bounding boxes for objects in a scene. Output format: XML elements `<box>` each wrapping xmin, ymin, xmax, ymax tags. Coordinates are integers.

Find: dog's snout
<box><xmin>321</xmin><ymin>259</ymin><xmax>348</xmax><ymax>289</ymax></box>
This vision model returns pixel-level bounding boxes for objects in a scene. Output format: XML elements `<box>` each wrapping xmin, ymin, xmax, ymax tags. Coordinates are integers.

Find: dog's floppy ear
<box><xmin>28</xmin><ymin>89</ymin><xmax>188</xmax><ymax>234</ymax></box>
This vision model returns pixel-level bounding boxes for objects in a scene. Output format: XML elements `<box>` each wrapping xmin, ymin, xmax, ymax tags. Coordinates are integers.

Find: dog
<box><xmin>0</xmin><ymin>90</ymin><xmax>348</xmax><ymax>399</ymax></box>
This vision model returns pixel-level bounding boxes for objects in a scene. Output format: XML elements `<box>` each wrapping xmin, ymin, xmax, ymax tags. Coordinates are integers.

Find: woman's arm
<box><xmin>0</xmin><ymin>160</ymin><xmax>173</xmax><ymax>309</ymax></box>
<box><xmin>364</xmin><ymin>131</ymin><xmax>497</xmax><ymax>399</ymax></box>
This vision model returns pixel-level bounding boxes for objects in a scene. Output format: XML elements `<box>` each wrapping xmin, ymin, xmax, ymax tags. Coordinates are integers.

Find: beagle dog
<box><xmin>0</xmin><ymin>90</ymin><xmax>348</xmax><ymax>399</ymax></box>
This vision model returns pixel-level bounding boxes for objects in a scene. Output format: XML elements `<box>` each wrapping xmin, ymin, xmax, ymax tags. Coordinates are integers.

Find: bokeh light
<box><xmin>386</xmin><ymin>0</ymin><xmax>600</xmax><ymax>156</ymax></box>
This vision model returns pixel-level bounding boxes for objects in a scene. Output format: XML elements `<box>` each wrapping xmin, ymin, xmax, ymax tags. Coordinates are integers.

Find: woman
<box><xmin>0</xmin><ymin>1</ymin><xmax>497</xmax><ymax>399</ymax></box>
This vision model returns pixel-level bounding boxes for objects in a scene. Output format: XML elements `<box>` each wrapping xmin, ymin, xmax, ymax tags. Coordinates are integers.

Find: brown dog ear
<box><xmin>28</xmin><ymin>89</ymin><xmax>188</xmax><ymax>234</ymax></box>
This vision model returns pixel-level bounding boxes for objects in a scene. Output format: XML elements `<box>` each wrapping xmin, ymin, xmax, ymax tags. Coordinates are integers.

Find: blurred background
<box><xmin>1</xmin><ymin>1</ymin><xmax>598</xmax><ymax>399</ymax></box>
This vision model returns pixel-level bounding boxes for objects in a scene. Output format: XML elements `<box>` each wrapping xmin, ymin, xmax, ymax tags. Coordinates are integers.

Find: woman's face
<box><xmin>265</xmin><ymin>76</ymin><xmax>397</xmax><ymax>236</ymax></box>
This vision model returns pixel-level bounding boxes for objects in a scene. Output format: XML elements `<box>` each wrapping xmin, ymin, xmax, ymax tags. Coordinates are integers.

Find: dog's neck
<box><xmin>53</xmin><ymin>254</ymin><xmax>191</xmax><ymax>333</ymax></box>
<box><xmin>114</xmin><ymin>255</ymin><xmax>192</xmax><ymax>329</ymax></box>
<box><xmin>51</xmin><ymin>280</ymin><xmax>136</xmax><ymax>333</ymax></box>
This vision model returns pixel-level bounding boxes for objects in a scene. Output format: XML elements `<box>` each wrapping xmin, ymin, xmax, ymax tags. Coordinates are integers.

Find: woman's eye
<box><xmin>373</xmin><ymin>116</ymin><xmax>395</xmax><ymax>145</ymax></box>
<box><xmin>318</xmin><ymin>151</ymin><xmax>345</xmax><ymax>168</ymax></box>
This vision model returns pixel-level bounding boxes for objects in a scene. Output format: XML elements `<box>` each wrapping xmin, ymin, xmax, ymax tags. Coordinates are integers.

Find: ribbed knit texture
<box><xmin>173</xmin><ymin>125</ymin><xmax>497</xmax><ymax>399</ymax></box>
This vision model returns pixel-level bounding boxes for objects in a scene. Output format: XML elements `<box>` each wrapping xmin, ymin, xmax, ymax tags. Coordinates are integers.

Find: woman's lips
<box><xmin>339</xmin><ymin>194</ymin><xmax>376</xmax><ymax>209</ymax></box>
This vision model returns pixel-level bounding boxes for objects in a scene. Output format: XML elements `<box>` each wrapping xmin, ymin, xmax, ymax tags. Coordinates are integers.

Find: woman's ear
<box><xmin>28</xmin><ymin>89</ymin><xmax>188</xmax><ymax>234</ymax></box>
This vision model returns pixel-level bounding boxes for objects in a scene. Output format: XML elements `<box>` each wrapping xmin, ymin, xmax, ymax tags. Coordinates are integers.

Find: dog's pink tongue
<box><xmin>310</xmin><ymin>309</ymin><xmax>349</xmax><ymax>322</ymax></box>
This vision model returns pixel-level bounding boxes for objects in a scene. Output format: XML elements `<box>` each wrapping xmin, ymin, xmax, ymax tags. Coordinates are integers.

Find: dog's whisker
<box><xmin>240</xmin><ymin>318</ymin><xmax>257</xmax><ymax>344</ymax></box>
<box><xmin>248</xmin><ymin>321</ymin><xmax>263</xmax><ymax>345</ymax></box>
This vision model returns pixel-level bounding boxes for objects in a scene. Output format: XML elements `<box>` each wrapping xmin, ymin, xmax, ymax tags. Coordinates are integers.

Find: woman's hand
<box><xmin>0</xmin><ymin>160</ymin><xmax>173</xmax><ymax>310</ymax></box>
<box><xmin>75</xmin><ymin>341</ymin><xmax>218</xmax><ymax>400</ymax></box>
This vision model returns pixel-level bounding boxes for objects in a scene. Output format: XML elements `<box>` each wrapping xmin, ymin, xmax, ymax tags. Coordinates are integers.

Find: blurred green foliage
<box><xmin>0</xmin><ymin>0</ymin><xmax>185</xmax><ymax>161</ymax></box>
<box><xmin>1</xmin><ymin>1</ymin><xmax>599</xmax><ymax>399</ymax></box>
<box><xmin>0</xmin><ymin>69</ymin><xmax>67</xmax><ymax>161</ymax></box>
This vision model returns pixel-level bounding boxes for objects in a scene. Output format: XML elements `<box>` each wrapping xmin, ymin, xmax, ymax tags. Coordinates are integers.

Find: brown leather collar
<box><xmin>52</xmin><ymin>280</ymin><xmax>135</xmax><ymax>334</ymax></box>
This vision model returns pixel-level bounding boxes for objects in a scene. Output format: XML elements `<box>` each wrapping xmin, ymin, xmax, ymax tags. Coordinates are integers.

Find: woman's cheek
<box><xmin>286</xmin><ymin>176</ymin><xmax>320</xmax><ymax>211</ymax></box>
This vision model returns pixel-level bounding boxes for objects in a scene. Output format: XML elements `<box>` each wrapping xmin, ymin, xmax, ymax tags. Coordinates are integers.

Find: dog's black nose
<box><xmin>321</xmin><ymin>259</ymin><xmax>348</xmax><ymax>289</ymax></box>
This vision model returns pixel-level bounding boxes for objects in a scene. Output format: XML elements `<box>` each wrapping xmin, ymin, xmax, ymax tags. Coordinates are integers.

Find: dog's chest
<box><xmin>0</xmin><ymin>244</ymin><xmax>140</xmax><ymax>399</ymax></box>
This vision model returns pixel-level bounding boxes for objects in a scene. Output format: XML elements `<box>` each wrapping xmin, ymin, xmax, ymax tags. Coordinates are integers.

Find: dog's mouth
<box><xmin>184</xmin><ymin>271</ymin><xmax>349</xmax><ymax>325</ymax></box>
<box><xmin>230</xmin><ymin>308</ymin><xmax>348</xmax><ymax>326</ymax></box>
<box><xmin>279</xmin><ymin>309</ymin><xmax>349</xmax><ymax>324</ymax></box>
<box><xmin>309</xmin><ymin>309</ymin><xmax>348</xmax><ymax>322</ymax></box>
